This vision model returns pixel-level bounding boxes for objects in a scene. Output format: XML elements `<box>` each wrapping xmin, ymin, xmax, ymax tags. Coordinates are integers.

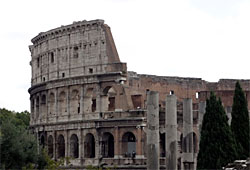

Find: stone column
<box><xmin>166</xmin><ymin>94</ymin><xmax>177</xmax><ymax>170</ymax></box>
<box><xmin>136</xmin><ymin>126</ymin><xmax>142</xmax><ymax>158</ymax></box>
<box><xmin>79</xmin><ymin>129</ymin><xmax>83</xmax><ymax>165</ymax></box>
<box><xmin>67</xmin><ymin>86</ymin><xmax>70</xmax><ymax>120</ymax></box>
<box><xmin>80</xmin><ymin>85</ymin><xmax>84</xmax><ymax>119</ymax></box>
<box><xmin>53</xmin><ymin>131</ymin><xmax>57</xmax><ymax>159</ymax></box>
<box><xmin>55</xmin><ymin>88</ymin><xmax>58</xmax><ymax>122</ymax></box>
<box><xmin>198</xmin><ymin>101</ymin><xmax>206</xmax><ymax>133</ymax></box>
<box><xmin>114</xmin><ymin>126</ymin><xmax>119</xmax><ymax>158</ymax></box>
<box><xmin>183</xmin><ymin>98</ymin><xmax>194</xmax><ymax>170</ymax></box>
<box><xmin>146</xmin><ymin>91</ymin><xmax>159</xmax><ymax>170</ymax></box>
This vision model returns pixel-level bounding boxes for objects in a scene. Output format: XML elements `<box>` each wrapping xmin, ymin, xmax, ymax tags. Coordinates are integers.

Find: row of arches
<box><xmin>43</xmin><ymin>131</ymin><xmax>136</xmax><ymax>159</ymax></box>
<box><xmin>31</xmin><ymin>86</ymin><xmax>118</xmax><ymax>120</ymax></box>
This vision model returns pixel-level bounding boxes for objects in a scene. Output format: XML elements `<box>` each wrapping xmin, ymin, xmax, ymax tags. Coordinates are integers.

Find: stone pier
<box><xmin>166</xmin><ymin>94</ymin><xmax>177</xmax><ymax>170</ymax></box>
<box><xmin>146</xmin><ymin>91</ymin><xmax>160</xmax><ymax>170</ymax></box>
<box><xmin>183</xmin><ymin>98</ymin><xmax>194</xmax><ymax>170</ymax></box>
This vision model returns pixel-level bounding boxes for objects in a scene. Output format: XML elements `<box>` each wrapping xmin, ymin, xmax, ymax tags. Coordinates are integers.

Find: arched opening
<box><xmin>49</xmin><ymin>93</ymin><xmax>55</xmax><ymax>115</ymax></box>
<box><xmin>48</xmin><ymin>135</ymin><xmax>53</xmax><ymax>158</ymax></box>
<box><xmin>103</xmin><ymin>86</ymin><xmax>117</xmax><ymax>111</ymax></box>
<box><xmin>31</xmin><ymin>99</ymin><xmax>35</xmax><ymax>119</ymax></box>
<box><xmin>40</xmin><ymin>135</ymin><xmax>45</xmax><ymax>148</ymax></box>
<box><xmin>70</xmin><ymin>134</ymin><xmax>79</xmax><ymax>158</ymax></box>
<box><xmin>102</xmin><ymin>132</ymin><xmax>114</xmax><ymax>158</ymax></box>
<box><xmin>183</xmin><ymin>132</ymin><xmax>193</xmax><ymax>153</ymax></box>
<box><xmin>57</xmin><ymin>135</ymin><xmax>65</xmax><ymax>158</ymax></box>
<box><xmin>41</xmin><ymin>95</ymin><xmax>46</xmax><ymax>118</ymax></box>
<box><xmin>84</xmin><ymin>88</ymin><xmax>96</xmax><ymax>113</ymax></box>
<box><xmin>36</xmin><ymin>97</ymin><xmax>39</xmax><ymax>119</ymax></box>
<box><xmin>122</xmin><ymin>132</ymin><xmax>136</xmax><ymax>157</ymax></box>
<box><xmin>160</xmin><ymin>133</ymin><xmax>166</xmax><ymax>157</ymax></box>
<box><xmin>59</xmin><ymin>91</ymin><xmax>67</xmax><ymax>115</ymax></box>
<box><xmin>193</xmin><ymin>132</ymin><xmax>197</xmax><ymax>153</ymax></box>
<box><xmin>180</xmin><ymin>133</ymin><xmax>183</xmax><ymax>152</ymax></box>
<box><xmin>71</xmin><ymin>90</ymin><xmax>80</xmax><ymax>114</ymax></box>
<box><xmin>84</xmin><ymin>133</ymin><xmax>95</xmax><ymax>158</ymax></box>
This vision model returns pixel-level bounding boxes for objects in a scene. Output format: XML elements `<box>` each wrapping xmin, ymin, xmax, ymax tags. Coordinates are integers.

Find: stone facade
<box><xmin>29</xmin><ymin>20</ymin><xmax>250</xmax><ymax>169</ymax></box>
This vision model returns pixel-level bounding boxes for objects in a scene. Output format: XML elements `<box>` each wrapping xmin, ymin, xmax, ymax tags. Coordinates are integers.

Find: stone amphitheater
<box><xmin>28</xmin><ymin>19</ymin><xmax>250</xmax><ymax>169</ymax></box>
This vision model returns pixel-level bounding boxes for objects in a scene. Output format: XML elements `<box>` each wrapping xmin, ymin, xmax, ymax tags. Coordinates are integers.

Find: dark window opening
<box><xmin>131</xmin><ymin>95</ymin><xmax>142</xmax><ymax>109</ymax></box>
<box><xmin>70</xmin><ymin>134</ymin><xmax>79</xmax><ymax>158</ymax></box>
<box><xmin>89</xmin><ymin>68</ymin><xmax>93</xmax><ymax>74</ymax></box>
<box><xmin>62</xmin><ymin>73</ymin><xmax>65</xmax><ymax>78</ymax></box>
<box><xmin>48</xmin><ymin>136</ymin><xmax>53</xmax><ymax>158</ymax></box>
<box><xmin>57</xmin><ymin>135</ymin><xmax>65</xmax><ymax>158</ymax></box>
<box><xmin>73</xmin><ymin>46</ymin><xmax>78</xmax><ymax>58</ymax></box>
<box><xmin>43</xmin><ymin>77</ymin><xmax>45</xmax><ymax>82</ymax></box>
<box><xmin>40</xmin><ymin>135</ymin><xmax>45</xmax><ymax>148</ymax></box>
<box><xmin>78</xmin><ymin>103</ymin><xmax>80</xmax><ymax>114</ymax></box>
<box><xmin>108</xmin><ymin>97</ymin><xmax>115</xmax><ymax>111</ymax></box>
<box><xmin>51</xmin><ymin>52</ymin><xmax>54</xmax><ymax>63</ymax></box>
<box><xmin>41</xmin><ymin>95</ymin><xmax>46</xmax><ymax>105</ymax></box>
<box><xmin>37</xmin><ymin>58</ymin><xmax>40</xmax><ymax>68</ymax></box>
<box><xmin>170</xmin><ymin>90</ymin><xmax>174</xmax><ymax>95</ymax></box>
<box><xmin>160</xmin><ymin>133</ymin><xmax>166</xmax><ymax>157</ymax></box>
<box><xmin>84</xmin><ymin>133</ymin><xmax>95</xmax><ymax>158</ymax></box>
<box><xmin>102</xmin><ymin>133</ymin><xmax>114</xmax><ymax>158</ymax></box>
<box><xmin>92</xmin><ymin>99</ymin><xmax>96</xmax><ymax>112</ymax></box>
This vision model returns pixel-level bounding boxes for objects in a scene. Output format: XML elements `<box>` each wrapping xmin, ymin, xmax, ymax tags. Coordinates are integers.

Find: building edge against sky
<box><xmin>28</xmin><ymin>19</ymin><xmax>250</xmax><ymax>169</ymax></box>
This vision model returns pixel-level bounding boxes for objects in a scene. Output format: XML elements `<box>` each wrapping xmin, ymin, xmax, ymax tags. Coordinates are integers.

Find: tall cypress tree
<box><xmin>231</xmin><ymin>81</ymin><xmax>250</xmax><ymax>159</ymax></box>
<box><xmin>197</xmin><ymin>92</ymin><xmax>237</xmax><ymax>170</ymax></box>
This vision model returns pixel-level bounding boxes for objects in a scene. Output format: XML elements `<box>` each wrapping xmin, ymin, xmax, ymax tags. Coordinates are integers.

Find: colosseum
<box><xmin>28</xmin><ymin>19</ymin><xmax>250</xmax><ymax>169</ymax></box>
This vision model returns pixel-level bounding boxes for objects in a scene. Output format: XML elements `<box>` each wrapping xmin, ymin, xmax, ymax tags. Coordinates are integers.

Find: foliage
<box><xmin>0</xmin><ymin>108</ymin><xmax>44</xmax><ymax>169</ymax></box>
<box><xmin>231</xmin><ymin>81</ymin><xmax>250</xmax><ymax>159</ymax></box>
<box><xmin>197</xmin><ymin>92</ymin><xmax>238</xmax><ymax>170</ymax></box>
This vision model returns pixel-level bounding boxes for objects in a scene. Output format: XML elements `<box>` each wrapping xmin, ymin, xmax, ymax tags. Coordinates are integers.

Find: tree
<box><xmin>231</xmin><ymin>81</ymin><xmax>250</xmax><ymax>159</ymax></box>
<box><xmin>0</xmin><ymin>108</ymin><xmax>45</xmax><ymax>169</ymax></box>
<box><xmin>197</xmin><ymin>92</ymin><xmax>238</xmax><ymax>170</ymax></box>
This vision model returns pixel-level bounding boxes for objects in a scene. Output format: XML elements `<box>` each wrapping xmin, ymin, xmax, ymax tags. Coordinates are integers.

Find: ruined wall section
<box><xmin>127</xmin><ymin>71</ymin><xmax>207</xmax><ymax>110</ymax></box>
<box><xmin>200</xmin><ymin>79</ymin><xmax>250</xmax><ymax>110</ymax></box>
<box><xmin>29</xmin><ymin>20</ymin><xmax>126</xmax><ymax>86</ymax></box>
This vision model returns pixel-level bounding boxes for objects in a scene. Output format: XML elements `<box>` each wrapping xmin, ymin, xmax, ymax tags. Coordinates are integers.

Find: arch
<box><xmin>40</xmin><ymin>135</ymin><xmax>45</xmax><ymax>148</ymax></box>
<box><xmin>103</xmin><ymin>86</ymin><xmax>117</xmax><ymax>111</ymax></box>
<box><xmin>183</xmin><ymin>132</ymin><xmax>193</xmax><ymax>153</ymax></box>
<box><xmin>59</xmin><ymin>91</ymin><xmax>67</xmax><ymax>115</ymax></box>
<box><xmin>84</xmin><ymin>133</ymin><xmax>95</xmax><ymax>158</ymax></box>
<box><xmin>49</xmin><ymin>93</ymin><xmax>55</xmax><ymax>115</ymax></box>
<box><xmin>48</xmin><ymin>135</ymin><xmax>53</xmax><ymax>158</ymax></box>
<box><xmin>193</xmin><ymin>132</ymin><xmax>198</xmax><ymax>153</ymax></box>
<box><xmin>57</xmin><ymin>135</ymin><xmax>65</xmax><ymax>158</ymax></box>
<box><xmin>71</xmin><ymin>89</ymin><xmax>80</xmax><ymax>114</ymax></box>
<box><xmin>180</xmin><ymin>133</ymin><xmax>183</xmax><ymax>152</ymax></box>
<box><xmin>102</xmin><ymin>132</ymin><xmax>114</xmax><ymax>158</ymax></box>
<box><xmin>160</xmin><ymin>133</ymin><xmax>166</xmax><ymax>157</ymax></box>
<box><xmin>84</xmin><ymin>88</ymin><xmax>96</xmax><ymax>113</ymax></box>
<box><xmin>41</xmin><ymin>95</ymin><xmax>47</xmax><ymax>118</ymax></box>
<box><xmin>70</xmin><ymin>134</ymin><xmax>79</xmax><ymax>158</ymax></box>
<box><xmin>41</xmin><ymin>95</ymin><xmax>46</xmax><ymax>104</ymax></box>
<box><xmin>36</xmin><ymin>96</ymin><xmax>39</xmax><ymax>119</ymax></box>
<box><xmin>122</xmin><ymin>132</ymin><xmax>136</xmax><ymax>157</ymax></box>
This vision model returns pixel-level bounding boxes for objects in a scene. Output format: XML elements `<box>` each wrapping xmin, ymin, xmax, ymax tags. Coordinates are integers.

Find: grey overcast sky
<box><xmin>0</xmin><ymin>0</ymin><xmax>250</xmax><ymax>112</ymax></box>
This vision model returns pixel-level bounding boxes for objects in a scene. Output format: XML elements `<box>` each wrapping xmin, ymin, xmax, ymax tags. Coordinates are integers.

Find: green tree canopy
<box><xmin>231</xmin><ymin>81</ymin><xmax>250</xmax><ymax>159</ymax></box>
<box><xmin>197</xmin><ymin>92</ymin><xmax>238</xmax><ymax>170</ymax></box>
<box><xmin>0</xmin><ymin>108</ymin><xmax>45</xmax><ymax>169</ymax></box>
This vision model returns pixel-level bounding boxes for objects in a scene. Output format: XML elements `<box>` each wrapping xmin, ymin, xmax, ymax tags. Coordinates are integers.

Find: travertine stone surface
<box><xmin>166</xmin><ymin>95</ymin><xmax>177</xmax><ymax>170</ymax></box>
<box><xmin>146</xmin><ymin>91</ymin><xmax>159</xmax><ymax>170</ymax></box>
